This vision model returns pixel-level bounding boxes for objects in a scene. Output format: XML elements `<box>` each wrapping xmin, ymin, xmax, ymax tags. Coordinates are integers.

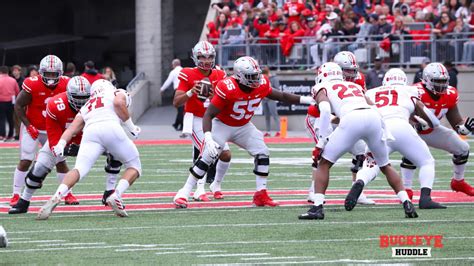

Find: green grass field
<box><xmin>0</xmin><ymin>142</ymin><xmax>473</xmax><ymax>264</ymax></box>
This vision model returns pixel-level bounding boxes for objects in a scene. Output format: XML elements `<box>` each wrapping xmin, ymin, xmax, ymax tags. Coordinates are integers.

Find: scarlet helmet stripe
<box><xmin>249</xmin><ymin>57</ymin><xmax>259</xmax><ymax>71</ymax></box>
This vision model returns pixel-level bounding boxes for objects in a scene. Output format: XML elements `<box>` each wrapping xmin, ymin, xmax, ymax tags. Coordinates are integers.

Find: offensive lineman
<box><xmin>348</xmin><ymin>68</ymin><xmax>446</xmax><ymax>210</ymax></box>
<box><xmin>173</xmin><ymin>41</ymin><xmax>231</xmax><ymax>201</ymax></box>
<box><xmin>299</xmin><ymin>63</ymin><xmax>418</xmax><ymax>220</ymax></box>
<box><xmin>37</xmin><ymin>80</ymin><xmax>141</xmax><ymax>219</ymax></box>
<box><xmin>10</xmin><ymin>55</ymin><xmax>79</xmax><ymax>206</ymax></box>
<box><xmin>401</xmin><ymin>63</ymin><xmax>474</xmax><ymax>197</ymax></box>
<box><xmin>173</xmin><ymin>56</ymin><xmax>315</xmax><ymax>208</ymax></box>
<box><xmin>9</xmin><ymin>77</ymin><xmax>121</xmax><ymax>214</ymax></box>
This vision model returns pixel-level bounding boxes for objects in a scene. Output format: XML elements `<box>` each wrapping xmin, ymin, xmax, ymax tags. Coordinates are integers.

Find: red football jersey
<box><xmin>45</xmin><ymin>92</ymin><xmax>82</xmax><ymax>147</ymax></box>
<box><xmin>177</xmin><ymin>67</ymin><xmax>226</xmax><ymax>117</ymax></box>
<box><xmin>22</xmin><ymin>76</ymin><xmax>69</xmax><ymax>131</ymax></box>
<box><xmin>415</xmin><ymin>82</ymin><xmax>458</xmax><ymax>119</ymax></box>
<box><xmin>212</xmin><ymin>76</ymin><xmax>272</xmax><ymax>127</ymax></box>
<box><xmin>284</xmin><ymin>2</ymin><xmax>306</xmax><ymax>24</ymax></box>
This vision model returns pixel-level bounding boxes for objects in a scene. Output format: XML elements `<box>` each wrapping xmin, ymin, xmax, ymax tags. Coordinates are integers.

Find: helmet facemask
<box><xmin>428</xmin><ymin>78</ymin><xmax>449</xmax><ymax>94</ymax></box>
<box><xmin>67</xmin><ymin>93</ymin><xmax>90</xmax><ymax>111</ymax></box>
<box><xmin>342</xmin><ymin>67</ymin><xmax>358</xmax><ymax>82</ymax></box>
<box><xmin>194</xmin><ymin>54</ymin><xmax>215</xmax><ymax>71</ymax></box>
<box><xmin>40</xmin><ymin>70</ymin><xmax>61</xmax><ymax>87</ymax></box>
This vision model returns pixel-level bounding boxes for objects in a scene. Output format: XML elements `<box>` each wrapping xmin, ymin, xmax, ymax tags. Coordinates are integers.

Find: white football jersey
<box><xmin>312</xmin><ymin>80</ymin><xmax>369</xmax><ymax>118</ymax></box>
<box><xmin>365</xmin><ymin>85</ymin><xmax>420</xmax><ymax>121</ymax></box>
<box><xmin>80</xmin><ymin>89</ymin><xmax>130</xmax><ymax>127</ymax></box>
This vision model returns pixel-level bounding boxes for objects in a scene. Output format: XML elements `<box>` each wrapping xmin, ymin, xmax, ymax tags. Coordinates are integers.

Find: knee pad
<box><xmin>25</xmin><ymin>163</ymin><xmax>50</xmax><ymax>189</ymax></box>
<box><xmin>104</xmin><ymin>153</ymin><xmax>123</xmax><ymax>174</ymax></box>
<box><xmin>253</xmin><ymin>154</ymin><xmax>270</xmax><ymax>176</ymax></box>
<box><xmin>350</xmin><ymin>155</ymin><xmax>365</xmax><ymax>173</ymax></box>
<box><xmin>400</xmin><ymin>157</ymin><xmax>417</xmax><ymax>170</ymax></box>
<box><xmin>453</xmin><ymin>152</ymin><xmax>469</xmax><ymax>165</ymax></box>
<box><xmin>189</xmin><ymin>158</ymin><xmax>209</xmax><ymax>179</ymax></box>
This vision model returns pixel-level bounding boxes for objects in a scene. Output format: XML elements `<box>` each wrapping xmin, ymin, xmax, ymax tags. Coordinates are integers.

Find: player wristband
<box><xmin>300</xmin><ymin>96</ymin><xmax>315</xmax><ymax>105</ymax></box>
<box><xmin>124</xmin><ymin>118</ymin><xmax>136</xmax><ymax>131</ymax></box>
<box><xmin>186</xmin><ymin>90</ymin><xmax>194</xmax><ymax>97</ymax></box>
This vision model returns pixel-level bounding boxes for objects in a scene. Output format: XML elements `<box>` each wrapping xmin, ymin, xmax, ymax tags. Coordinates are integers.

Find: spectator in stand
<box><xmin>160</xmin><ymin>59</ymin><xmax>183</xmax><ymax>131</ymax></box>
<box><xmin>26</xmin><ymin>65</ymin><xmax>38</xmax><ymax>78</ymax></box>
<box><xmin>281</xmin><ymin>21</ymin><xmax>305</xmax><ymax>57</ymax></box>
<box><xmin>434</xmin><ymin>12</ymin><xmax>456</xmax><ymax>61</ymax></box>
<box><xmin>444</xmin><ymin>61</ymin><xmax>458</xmax><ymax>88</ymax></box>
<box><xmin>283</xmin><ymin>0</ymin><xmax>306</xmax><ymax>24</ymax></box>
<box><xmin>212</xmin><ymin>0</ymin><xmax>236</xmax><ymax>13</ymax></box>
<box><xmin>216</xmin><ymin>13</ymin><xmax>228</xmax><ymax>34</ymax></box>
<box><xmin>0</xmin><ymin>66</ymin><xmax>19</xmax><ymax>141</ymax></box>
<box><xmin>341</xmin><ymin>18</ymin><xmax>359</xmax><ymax>45</ymax></box>
<box><xmin>413</xmin><ymin>57</ymin><xmax>430</xmax><ymax>84</ymax></box>
<box><xmin>257</xmin><ymin>0</ymin><xmax>272</xmax><ymax>10</ymax></box>
<box><xmin>461</xmin><ymin>3</ymin><xmax>474</xmax><ymax>64</ymax></box>
<box><xmin>266</xmin><ymin>4</ymin><xmax>280</xmax><ymax>22</ymax></box>
<box><xmin>227</xmin><ymin>10</ymin><xmax>243</xmax><ymax>27</ymax></box>
<box><xmin>456</xmin><ymin>0</ymin><xmax>470</xmax><ymax>24</ymax></box>
<box><xmin>10</xmin><ymin>65</ymin><xmax>23</xmax><ymax>141</ymax></box>
<box><xmin>353</xmin><ymin>0</ymin><xmax>368</xmax><ymax>18</ymax></box>
<box><xmin>387</xmin><ymin>16</ymin><xmax>411</xmax><ymax>62</ymax></box>
<box><xmin>207</xmin><ymin>21</ymin><xmax>220</xmax><ymax>45</ymax></box>
<box><xmin>221</xmin><ymin>18</ymin><xmax>246</xmax><ymax>67</ymax></box>
<box><xmin>81</xmin><ymin>60</ymin><xmax>104</xmax><ymax>85</ymax></box>
<box><xmin>400</xmin><ymin>4</ymin><xmax>414</xmax><ymax>24</ymax></box>
<box><xmin>310</xmin><ymin>12</ymin><xmax>341</xmax><ymax>68</ymax></box>
<box><xmin>447</xmin><ymin>0</ymin><xmax>460</xmax><ymax>18</ymax></box>
<box><xmin>64</xmin><ymin>62</ymin><xmax>78</xmax><ymax>78</ymax></box>
<box><xmin>303</xmin><ymin>15</ymin><xmax>319</xmax><ymax>38</ymax></box>
<box><xmin>369</xmin><ymin>14</ymin><xmax>392</xmax><ymax>41</ymax></box>
<box><xmin>102</xmin><ymin>67</ymin><xmax>118</xmax><ymax>87</ymax></box>
<box><xmin>262</xmin><ymin>66</ymin><xmax>280</xmax><ymax>137</ymax></box>
<box><xmin>365</xmin><ymin>56</ymin><xmax>386</xmax><ymax>89</ymax></box>
<box><xmin>348</xmin><ymin>15</ymin><xmax>372</xmax><ymax>52</ymax></box>
<box><xmin>453</xmin><ymin>16</ymin><xmax>470</xmax><ymax>61</ymax></box>
<box><xmin>373</xmin><ymin>5</ymin><xmax>383</xmax><ymax>16</ymax></box>
<box><xmin>382</xmin><ymin>5</ymin><xmax>394</xmax><ymax>24</ymax></box>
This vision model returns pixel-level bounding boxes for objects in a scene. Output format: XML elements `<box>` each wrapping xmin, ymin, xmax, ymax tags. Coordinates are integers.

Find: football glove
<box><xmin>124</xmin><ymin>118</ymin><xmax>141</xmax><ymax>139</ymax></box>
<box><xmin>52</xmin><ymin>139</ymin><xmax>67</xmax><ymax>157</ymax></box>
<box><xmin>455</xmin><ymin>117</ymin><xmax>474</xmax><ymax>135</ymax></box>
<box><xmin>413</xmin><ymin>115</ymin><xmax>430</xmax><ymax>132</ymax></box>
<box><xmin>63</xmin><ymin>144</ymin><xmax>80</xmax><ymax>157</ymax></box>
<box><xmin>26</xmin><ymin>124</ymin><xmax>39</xmax><ymax>140</ymax></box>
<box><xmin>204</xmin><ymin>132</ymin><xmax>220</xmax><ymax>159</ymax></box>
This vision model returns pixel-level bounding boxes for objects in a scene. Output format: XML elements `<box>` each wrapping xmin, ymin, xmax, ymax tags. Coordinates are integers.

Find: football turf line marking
<box><xmin>38</xmin><ymin>242</ymin><xmax>106</xmax><ymax>247</ymax></box>
<box><xmin>0</xmin><ymin>245</ymin><xmax>128</xmax><ymax>253</ymax></box>
<box><xmin>8</xmin><ymin>240</ymin><xmax>65</xmax><ymax>244</ymax></box>
<box><xmin>117</xmin><ymin>247</ymin><xmax>185</xmax><ymax>252</ymax></box>
<box><xmin>241</xmin><ymin>256</ymin><xmax>316</xmax><ymax>261</ymax></box>
<box><xmin>198</xmin><ymin>253</ymin><xmax>269</xmax><ymax>258</ymax></box>
<box><xmin>155</xmin><ymin>250</ymin><xmax>225</xmax><ymax>256</ymax></box>
<box><xmin>228</xmin><ymin>257</ymin><xmax>474</xmax><ymax>265</ymax></box>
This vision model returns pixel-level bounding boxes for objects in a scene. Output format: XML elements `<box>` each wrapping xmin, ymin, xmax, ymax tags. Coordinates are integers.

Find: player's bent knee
<box><xmin>400</xmin><ymin>157</ymin><xmax>417</xmax><ymax>170</ymax></box>
<box><xmin>254</xmin><ymin>154</ymin><xmax>270</xmax><ymax>176</ymax></box>
<box><xmin>219</xmin><ymin>150</ymin><xmax>232</xmax><ymax>162</ymax></box>
<box><xmin>25</xmin><ymin>165</ymin><xmax>50</xmax><ymax>189</ymax></box>
<box><xmin>189</xmin><ymin>158</ymin><xmax>209</xmax><ymax>179</ymax></box>
<box><xmin>105</xmin><ymin>154</ymin><xmax>123</xmax><ymax>174</ymax></box>
<box><xmin>124</xmin><ymin>157</ymin><xmax>142</xmax><ymax>177</ymax></box>
<box><xmin>350</xmin><ymin>154</ymin><xmax>365</xmax><ymax>173</ymax></box>
<box><xmin>453</xmin><ymin>152</ymin><xmax>469</xmax><ymax>165</ymax></box>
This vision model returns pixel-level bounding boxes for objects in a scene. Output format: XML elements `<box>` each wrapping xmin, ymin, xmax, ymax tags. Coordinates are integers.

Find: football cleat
<box><xmin>419</xmin><ymin>187</ymin><xmax>446</xmax><ymax>209</ymax></box>
<box><xmin>450</xmin><ymin>179</ymin><xmax>474</xmax><ymax>196</ymax></box>
<box><xmin>357</xmin><ymin>192</ymin><xmax>375</xmax><ymax>205</ymax></box>
<box><xmin>213</xmin><ymin>191</ymin><xmax>224</xmax><ymax>200</ymax></box>
<box><xmin>9</xmin><ymin>194</ymin><xmax>20</xmax><ymax>207</ymax></box>
<box><xmin>0</xmin><ymin>226</ymin><xmax>8</xmax><ymax>248</ymax></box>
<box><xmin>64</xmin><ymin>192</ymin><xmax>80</xmax><ymax>205</ymax></box>
<box><xmin>102</xmin><ymin>189</ymin><xmax>115</xmax><ymax>206</ymax></box>
<box><xmin>298</xmin><ymin>204</ymin><xmax>324</xmax><ymax>220</ymax></box>
<box><xmin>106</xmin><ymin>192</ymin><xmax>128</xmax><ymax>217</ymax></box>
<box><xmin>193</xmin><ymin>194</ymin><xmax>210</xmax><ymax>201</ymax></box>
<box><xmin>252</xmin><ymin>189</ymin><xmax>279</xmax><ymax>207</ymax></box>
<box><xmin>8</xmin><ymin>198</ymin><xmax>30</xmax><ymax>214</ymax></box>
<box><xmin>173</xmin><ymin>197</ymin><xmax>188</xmax><ymax>209</ymax></box>
<box><xmin>345</xmin><ymin>180</ymin><xmax>364</xmax><ymax>211</ymax></box>
<box><xmin>406</xmin><ymin>188</ymin><xmax>414</xmax><ymax>200</ymax></box>
<box><xmin>36</xmin><ymin>195</ymin><xmax>61</xmax><ymax>220</ymax></box>
<box><xmin>403</xmin><ymin>200</ymin><xmax>419</xmax><ymax>218</ymax></box>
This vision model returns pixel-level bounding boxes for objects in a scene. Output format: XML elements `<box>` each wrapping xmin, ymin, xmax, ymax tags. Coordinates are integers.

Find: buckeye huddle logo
<box><xmin>379</xmin><ymin>235</ymin><xmax>443</xmax><ymax>257</ymax></box>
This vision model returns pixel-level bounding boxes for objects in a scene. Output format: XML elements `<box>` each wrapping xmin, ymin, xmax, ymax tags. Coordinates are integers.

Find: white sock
<box><xmin>215</xmin><ymin>160</ymin><xmax>230</xmax><ymax>184</ymax></box>
<box><xmin>13</xmin><ymin>168</ymin><xmax>28</xmax><ymax>195</ymax></box>
<box><xmin>313</xmin><ymin>193</ymin><xmax>325</xmax><ymax>206</ymax></box>
<box><xmin>54</xmin><ymin>184</ymin><xmax>70</xmax><ymax>199</ymax></box>
<box><xmin>21</xmin><ymin>187</ymin><xmax>36</xmax><ymax>201</ymax></box>
<box><xmin>453</xmin><ymin>164</ymin><xmax>466</xmax><ymax>180</ymax></box>
<box><xmin>115</xmin><ymin>179</ymin><xmax>130</xmax><ymax>197</ymax></box>
<box><xmin>397</xmin><ymin>191</ymin><xmax>409</xmax><ymax>203</ymax></box>
<box><xmin>182</xmin><ymin>174</ymin><xmax>198</xmax><ymax>197</ymax></box>
<box><xmin>57</xmin><ymin>173</ymin><xmax>66</xmax><ymax>183</ymax></box>
<box><xmin>106</xmin><ymin>174</ymin><xmax>117</xmax><ymax>191</ymax></box>
<box><xmin>256</xmin><ymin>176</ymin><xmax>267</xmax><ymax>191</ymax></box>
<box><xmin>195</xmin><ymin>177</ymin><xmax>206</xmax><ymax>194</ymax></box>
<box><xmin>419</xmin><ymin>163</ymin><xmax>435</xmax><ymax>189</ymax></box>
<box><xmin>401</xmin><ymin>167</ymin><xmax>415</xmax><ymax>189</ymax></box>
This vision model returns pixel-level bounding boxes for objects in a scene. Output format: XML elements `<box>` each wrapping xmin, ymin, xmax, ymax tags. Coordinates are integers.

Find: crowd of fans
<box><xmin>207</xmin><ymin>0</ymin><xmax>474</xmax><ymax>67</ymax></box>
<box><xmin>0</xmin><ymin>61</ymin><xmax>119</xmax><ymax>142</ymax></box>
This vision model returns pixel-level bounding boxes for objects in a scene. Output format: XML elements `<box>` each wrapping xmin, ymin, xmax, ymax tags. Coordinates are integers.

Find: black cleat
<box><xmin>345</xmin><ymin>180</ymin><xmax>364</xmax><ymax>211</ymax></box>
<box><xmin>298</xmin><ymin>204</ymin><xmax>325</xmax><ymax>220</ymax></box>
<box><xmin>419</xmin><ymin>197</ymin><xmax>447</xmax><ymax>209</ymax></box>
<box><xmin>403</xmin><ymin>200</ymin><xmax>419</xmax><ymax>218</ymax></box>
<box><xmin>8</xmin><ymin>198</ymin><xmax>30</xmax><ymax>214</ymax></box>
<box><xmin>102</xmin><ymin>189</ymin><xmax>115</xmax><ymax>206</ymax></box>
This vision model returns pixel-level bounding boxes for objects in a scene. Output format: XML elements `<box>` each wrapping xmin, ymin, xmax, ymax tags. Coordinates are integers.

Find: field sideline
<box><xmin>0</xmin><ymin>139</ymin><xmax>473</xmax><ymax>264</ymax></box>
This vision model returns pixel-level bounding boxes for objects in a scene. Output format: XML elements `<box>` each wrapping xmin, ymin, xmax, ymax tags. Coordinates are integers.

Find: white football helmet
<box><xmin>90</xmin><ymin>79</ymin><xmax>116</xmax><ymax>97</ymax></box>
<box><xmin>316</xmin><ymin>62</ymin><xmax>343</xmax><ymax>84</ymax></box>
<box><xmin>191</xmin><ymin>41</ymin><xmax>216</xmax><ymax>71</ymax></box>
<box><xmin>422</xmin><ymin>62</ymin><xmax>450</xmax><ymax>94</ymax></box>
<box><xmin>67</xmin><ymin>76</ymin><xmax>91</xmax><ymax>111</ymax></box>
<box><xmin>233</xmin><ymin>56</ymin><xmax>262</xmax><ymax>88</ymax></box>
<box><xmin>333</xmin><ymin>51</ymin><xmax>359</xmax><ymax>81</ymax></box>
<box><xmin>383</xmin><ymin>68</ymin><xmax>407</xmax><ymax>86</ymax></box>
<box><xmin>39</xmin><ymin>55</ymin><xmax>63</xmax><ymax>87</ymax></box>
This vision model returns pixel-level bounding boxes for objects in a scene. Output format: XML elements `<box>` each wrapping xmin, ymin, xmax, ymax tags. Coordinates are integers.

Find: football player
<box><xmin>401</xmin><ymin>63</ymin><xmax>474</xmax><ymax>197</ymax></box>
<box><xmin>173</xmin><ymin>56</ymin><xmax>314</xmax><ymax>208</ymax></box>
<box><xmin>173</xmin><ymin>41</ymin><xmax>231</xmax><ymax>201</ymax></box>
<box><xmin>37</xmin><ymin>80</ymin><xmax>141</xmax><ymax>219</ymax></box>
<box><xmin>9</xmin><ymin>76</ymin><xmax>121</xmax><ymax>214</ymax></box>
<box><xmin>299</xmin><ymin>63</ymin><xmax>418</xmax><ymax>220</ymax></box>
<box><xmin>10</xmin><ymin>55</ymin><xmax>78</xmax><ymax>206</ymax></box>
<box><xmin>351</xmin><ymin>68</ymin><xmax>446</xmax><ymax>209</ymax></box>
<box><xmin>305</xmin><ymin>51</ymin><xmax>374</xmax><ymax>205</ymax></box>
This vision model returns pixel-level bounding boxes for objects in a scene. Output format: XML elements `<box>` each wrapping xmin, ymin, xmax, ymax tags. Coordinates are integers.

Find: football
<box><xmin>197</xmin><ymin>78</ymin><xmax>212</xmax><ymax>101</ymax></box>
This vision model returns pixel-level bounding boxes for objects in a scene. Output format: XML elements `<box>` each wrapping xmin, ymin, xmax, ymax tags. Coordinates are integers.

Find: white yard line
<box><xmin>0</xmin><ymin>245</ymin><xmax>124</xmax><ymax>253</ymax></box>
<box><xmin>241</xmin><ymin>256</ymin><xmax>316</xmax><ymax>261</ymax></box>
<box><xmin>155</xmin><ymin>250</ymin><xmax>224</xmax><ymax>256</ymax></box>
<box><xmin>116</xmin><ymin>247</ymin><xmax>184</xmax><ymax>252</ymax></box>
<box><xmin>227</xmin><ymin>257</ymin><xmax>474</xmax><ymax>265</ymax></box>
<box><xmin>198</xmin><ymin>253</ymin><xmax>269</xmax><ymax>258</ymax></box>
<box><xmin>8</xmin><ymin>240</ymin><xmax>66</xmax><ymax>244</ymax></box>
<box><xmin>37</xmin><ymin>242</ymin><xmax>106</xmax><ymax>247</ymax></box>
